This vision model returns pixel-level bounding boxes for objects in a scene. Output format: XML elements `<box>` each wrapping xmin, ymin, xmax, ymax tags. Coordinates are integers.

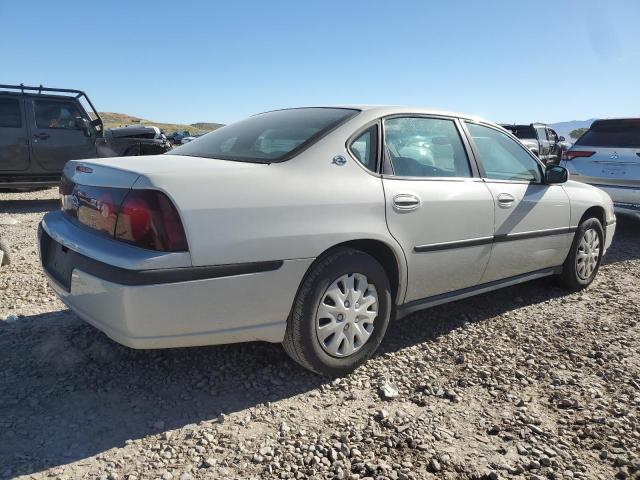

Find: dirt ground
<box><xmin>0</xmin><ymin>188</ymin><xmax>638</xmax><ymax>480</ymax></box>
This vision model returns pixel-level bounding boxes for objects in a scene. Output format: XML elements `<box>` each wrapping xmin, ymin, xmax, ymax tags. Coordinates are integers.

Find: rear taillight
<box><xmin>59</xmin><ymin>179</ymin><xmax>188</xmax><ymax>252</ymax></box>
<box><xmin>562</xmin><ymin>150</ymin><xmax>595</xmax><ymax>161</ymax></box>
<box><xmin>115</xmin><ymin>190</ymin><xmax>188</xmax><ymax>252</ymax></box>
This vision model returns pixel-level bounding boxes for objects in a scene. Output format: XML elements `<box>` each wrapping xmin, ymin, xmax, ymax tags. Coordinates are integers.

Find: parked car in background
<box><xmin>39</xmin><ymin>106</ymin><xmax>615</xmax><ymax>376</ymax></box>
<box><xmin>166</xmin><ymin>131</ymin><xmax>192</xmax><ymax>145</ymax></box>
<box><xmin>103</xmin><ymin>125</ymin><xmax>170</xmax><ymax>156</ymax></box>
<box><xmin>501</xmin><ymin>123</ymin><xmax>564</xmax><ymax>165</ymax></box>
<box><xmin>561</xmin><ymin>118</ymin><xmax>640</xmax><ymax>220</ymax></box>
<box><xmin>0</xmin><ymin>84</ymin><xmax>171</xmax><ymax>189</ymax></box>
<box><xmin>180</xmin><ymin>135</ymin><xmax>196</xmax><ymax>144</ymax></box>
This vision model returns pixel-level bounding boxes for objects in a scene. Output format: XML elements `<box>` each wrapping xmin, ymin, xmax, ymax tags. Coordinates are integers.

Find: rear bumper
<box><xmin>39</xmin><ymin>215</ymin><xmax>313</xmax><ymax>348</ymax></box>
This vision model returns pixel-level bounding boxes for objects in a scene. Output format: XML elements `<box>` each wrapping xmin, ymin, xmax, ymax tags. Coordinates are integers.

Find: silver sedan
<box><xmin>39</xmin><ymin>106</ymin><xmax>616</xmax><ymax>376</ymax></box>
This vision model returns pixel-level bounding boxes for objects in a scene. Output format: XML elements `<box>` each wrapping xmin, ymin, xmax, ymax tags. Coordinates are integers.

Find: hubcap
<box><xmin>576</xmin><ymin>228</ymin><xmax>600</xmax><ymax>280</ymax></box>
<box><xmin>315</xmin><ymin>273</ymin><xmax>378</xmax><ymax>358</ymax></box>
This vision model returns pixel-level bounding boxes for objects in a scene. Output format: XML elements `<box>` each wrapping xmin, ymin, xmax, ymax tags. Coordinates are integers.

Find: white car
<box><xmin>561</xmin><ymin>118</ymin><xmax>640</xmax><ymax>221</ymax></box>
<box><xmin>39</xmin><ymin>106</ymin><xmax>616</xmax><ymax>376</ymax></box>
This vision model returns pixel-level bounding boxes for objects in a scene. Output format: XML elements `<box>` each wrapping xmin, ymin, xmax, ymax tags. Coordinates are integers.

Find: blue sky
<box><xmin>1</xmin><ymin>0</ymin><xmax>639</xmax><ymax>125</ymax></box>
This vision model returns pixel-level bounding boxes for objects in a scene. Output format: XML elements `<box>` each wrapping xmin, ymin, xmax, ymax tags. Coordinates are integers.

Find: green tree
<box><xmin>569</xmin><ymin>128</ymin><xmax>588</xmax><ymax>139</ymax></box>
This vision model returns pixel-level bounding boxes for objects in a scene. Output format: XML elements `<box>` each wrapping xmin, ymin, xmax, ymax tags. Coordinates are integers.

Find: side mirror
<box><xmin>558</xmin><ymin>136</ymin><xmax>566</xmax><ymax>142</ymax></box>
<box><xmin>74</xmin><ymin>117</ymin><xmax>92</xmax><ymax>136</ymax></box>
<box><xmin>545</xmin><ymin>165</ymin><xmax>568</xmax><ymax>184</ymax></box>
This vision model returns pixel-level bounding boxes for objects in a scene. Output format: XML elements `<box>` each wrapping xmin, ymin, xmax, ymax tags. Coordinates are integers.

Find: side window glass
<box><xmin>383</xmin><ymin>117</ymin><xmax>471</xmax><ymax>178</ymax></box>
<box><xmin>0</xmin><ymin>98</ymin><xmax>21</xmax><ymax>128</ymax></box>
<box><xmin>537</xmin><ymin>127</ymin><xmax>547</xmax><ymax>141</ymax></box>
<box><xmin>35</xmin><ymin>100</ymin><xmax>83</xmax><ymax>130</ymax></box>
<box><xmin>349</xmin><ymin>125</ymin><xmax>378</xmax><ymax>171</ymax></box>
<box><xmin>466</xmin><ymin>122</ymin><xmax>542</xmax><ymax>183</ymax></box>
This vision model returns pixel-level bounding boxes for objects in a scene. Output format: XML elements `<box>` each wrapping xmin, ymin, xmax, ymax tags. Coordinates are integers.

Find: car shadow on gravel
<box><xmin>1</xmin><ymin>222</ymin><xmax>637</xmax><ymax>477</ymax></box>
<box><xmin>0</xmin><ymin>278</ymin><xmax>569</xmax><ymax>478</ymax></box>
<box><xmin>0</xmin><ymin>198</ymin><xmax>59</xmax><ymax>214</ymax></box>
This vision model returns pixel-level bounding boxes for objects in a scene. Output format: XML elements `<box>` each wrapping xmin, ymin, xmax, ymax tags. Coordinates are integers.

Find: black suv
<box><xmin>0</xmin><ymin>84</ymin><xmax>170</xmax><ymax>188</ymax></box>
<box><xmin>500</xmin><ymin>123</ymin><xmax>565</xmax><ymax>165</ymax></box>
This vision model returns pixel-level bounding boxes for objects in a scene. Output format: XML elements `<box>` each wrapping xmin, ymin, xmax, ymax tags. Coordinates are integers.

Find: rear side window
<box><xmin>0</xmin><ymin>98</ymin><xmax>21</xmax><ymax>128</ymax></box>
<box><xmin>34</xmin><ymin>100</ymin><xmax>84</xmax><ymax>129</ymax></box>
<box><xmin>466</xmin><ymin>122</ymin><xmax>542</xmax><ymax>183</ymax></box>
<box><xmin>350</xmin><ymin>125</ymin><xmax>378</xmax><ymax>171</ymax></box>
<box><xmin>384</xmin><ymin>117</ymin><xmax>471</xmax><ymax>178</ymax></box>
<box><xmin>575</xmin><ymin>122</ymin><xmax>640</xmax><ymax>148</ymax></box>
<box><xmin>171</xmin><ymin>108</ymin><xmax>359</xmax><ymax>163</ymax></box>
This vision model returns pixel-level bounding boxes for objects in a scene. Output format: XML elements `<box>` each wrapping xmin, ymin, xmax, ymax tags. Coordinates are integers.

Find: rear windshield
<box><xmin>502</xmin><ymin>125</ymin><xmax>536</xmax><ymax>139</ymax></box>
<box><xmin>170</xmin><ymin>108</ymin><xmax>359</xmax><ymax>162</ymax></box>
<box><xmin>575</xmin><ymin>121</ymin><xmax>640</xmax><ymax>148</ymax></box>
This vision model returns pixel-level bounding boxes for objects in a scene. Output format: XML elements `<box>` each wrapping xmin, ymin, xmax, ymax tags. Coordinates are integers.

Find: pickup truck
<box><xmin>500</xmin><ymin>123</ymin><xmax>565</xmax><ymax>165</ymax></box>
<box><xmin>0</xmin><ymin>84</ymin><xmax>171</xmax><ymax>189</ymax></box>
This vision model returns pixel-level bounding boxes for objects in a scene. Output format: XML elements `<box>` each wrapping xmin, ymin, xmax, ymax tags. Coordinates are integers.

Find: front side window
<box><xmin>171</xmin><ymin>108</ymin><xmax>359</xmax><ymax>163</ymax></box>
<box><xmin>349</xmin><ymin>125</ymin><xmax>378</xmax><ymax>171</ymax></box>
<box><xmin>383</xmin><ymin>117</ymin><xmax>471</xmax><ymax>178</ymax></box>
<box><xmin>0</xmin><ymin>98</ymin><xmax>21</xmax><ymax>128</ymax></box>
<box><xmin>466</xmin><ymin>122</ymin><xmax>542</xmax><ymax>183</ymax></box>
<box><xmin>35</xmin><ymin>100</ymin><xmax>83</xmax><ymax>130</ymax></box>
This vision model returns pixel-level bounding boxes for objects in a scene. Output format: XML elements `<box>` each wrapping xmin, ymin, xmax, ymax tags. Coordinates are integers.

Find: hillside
<box><xmin>98</xmin><ymin>112</ymin><xmax>224</xmax><ymax>135</ymax></box>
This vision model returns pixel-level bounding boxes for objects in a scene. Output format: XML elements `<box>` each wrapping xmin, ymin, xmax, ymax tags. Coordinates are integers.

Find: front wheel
<box><xmin>557</xmin><ymin>218</ymin><xmax>604</xmax><ymax>290</ymax></box>
<box><xmin>283</xmin><ymin>248</ymin><xmax>392</xmax><ymax>376</ymax></box>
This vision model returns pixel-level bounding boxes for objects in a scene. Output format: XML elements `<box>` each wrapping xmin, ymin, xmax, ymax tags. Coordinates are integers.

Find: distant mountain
<box><xmin>549</xmin><ymin>119</ymin><xmax>597</xmax><ymax>140</ymax></box>
<box><xmin>99</xmin><ymin>112</ymin><xmax>224</xmax><ymax>135</ymax></box>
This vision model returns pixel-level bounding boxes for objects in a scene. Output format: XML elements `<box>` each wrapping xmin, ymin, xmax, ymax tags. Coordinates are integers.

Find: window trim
<box><xmin>379</xmin><ymin>114</ymin><xmax>480</xmax><ymax>181</ymax></box>
<box><xmin>346</xmin><ymin>120</ymin><xmax>382</xmax><ymax>175</ymax></box>
<box><xmin>32</xmin><ymin>98</ymin><xmax>90</xmax><ymax>131</ymax></box>
<box><xmin>461</xmin><ymin>120</ymin><xmax>546</xmax><ymax>185</ymax></box>
<box><xmin>0</xmin><ymin>97</ymin><xmax>23</xmax><ymax>129</ymax></box>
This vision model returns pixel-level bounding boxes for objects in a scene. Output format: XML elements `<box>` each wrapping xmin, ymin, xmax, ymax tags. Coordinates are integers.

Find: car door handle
<box><xmin>497</xmin><ymin>193</ymin><xmax>515</xmax><ymax>208</ymax></box>
<box><xmin>34</xmin><ymin>133</ymin><xmax>50</xmax><ymax>140</ymax></box>
<box><xmin>393</xmin><ymin>194</ymin><xmax>421</xmax><ymax>211</ymax></box>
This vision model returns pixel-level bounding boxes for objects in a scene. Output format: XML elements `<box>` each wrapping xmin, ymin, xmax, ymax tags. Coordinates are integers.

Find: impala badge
<box><xmin>332</xmin><ymin>155</ymin><xmax>347</xmax><ymax>166</ymax></box>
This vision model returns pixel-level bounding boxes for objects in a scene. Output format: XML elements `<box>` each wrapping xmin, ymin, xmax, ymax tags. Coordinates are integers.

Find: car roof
<box><xmin>260</xmin><ymin>105</ymin><xmax>503</xmax><ymax>129</ymax></box>
<box><xmin>0</xmin><ymin>91</ymin><xmax>81</xmax><ymax>102</ymax></box>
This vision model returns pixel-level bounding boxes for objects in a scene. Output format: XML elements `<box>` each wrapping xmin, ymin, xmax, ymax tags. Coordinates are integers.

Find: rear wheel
<box><xmin>558</xmin><ymin>218</ymin><xmax>604</xmax><ymax>290</ymax></box>
<box><xmin>283</xmin><ymin>248</ymin><xmax>392</xmax><ymax>376</ymax></box>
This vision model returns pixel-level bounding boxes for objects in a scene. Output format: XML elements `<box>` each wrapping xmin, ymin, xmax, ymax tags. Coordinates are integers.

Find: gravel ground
<box><xmin>1</xmin><ymin>188</ymin><xmax>639</xmax><ymax>480</ymax></box>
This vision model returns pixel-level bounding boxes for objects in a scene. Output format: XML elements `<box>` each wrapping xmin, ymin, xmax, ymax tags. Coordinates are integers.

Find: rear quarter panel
<box><xmin>133</xmin><ymin>126</ymin><xmax>406</xmax><ymax>281</ymax></box>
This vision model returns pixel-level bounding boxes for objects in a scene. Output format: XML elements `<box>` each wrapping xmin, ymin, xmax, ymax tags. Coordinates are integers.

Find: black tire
<box><xmin>0</xmin><ymin>238</ymin><xmax>11</xmax><ymax>266</ymax></box>
<box><xmin>557</xmin><ymin>217</ymin><xmax>604</xmax><ymax>290</ymax></box>
<box><xmin>282</xmin><ymin>247</ymin><xmax>392</xmax><ymax>377</ymax></box>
